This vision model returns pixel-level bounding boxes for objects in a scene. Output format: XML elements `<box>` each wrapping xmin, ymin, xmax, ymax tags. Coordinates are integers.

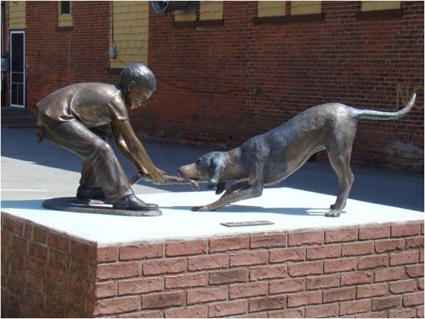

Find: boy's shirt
<box><xmin>37</xmin><ymin>83</ymin><xmax>128</xmax><ymax>127</ymax></box>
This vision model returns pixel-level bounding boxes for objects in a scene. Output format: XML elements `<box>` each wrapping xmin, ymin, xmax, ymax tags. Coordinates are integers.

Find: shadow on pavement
<box><xmin>2</xmin><ymin>128</ymin><xmax>424</xmax><ymax>212</ymax></box>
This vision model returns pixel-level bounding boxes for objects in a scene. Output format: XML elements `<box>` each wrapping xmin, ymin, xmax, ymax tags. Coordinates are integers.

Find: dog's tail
<box><xmin>353</xmin><ymin>93</ymin><xmax>416</xmax><ymax>121</ymax></box>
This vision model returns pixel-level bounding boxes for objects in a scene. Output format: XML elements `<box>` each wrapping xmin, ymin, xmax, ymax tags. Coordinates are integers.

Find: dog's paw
<box><xmin>330</xmin><ymin>203</ymin><xmax>347</xmax><ymax>210</ymax></box>
<box><xmin>192</xmin><ymin>205</ymin><xmax>214</xmax><ymax>212</ymax></box>
<box><xmin>215</xmin><ymin>182</ymin><xmax>226</xmax><ymax>195</ymax></box>
<box><xmin>325</xmin><ymin>210</ymin><xmax>342</xmax><ymax>218</ymax></box>
<box><xmin>191</xmin><ymin>206</ymin><xmax>205</xmax><ymax>211</ymax></box>
<box><xmin>190</xmin><ymin>181</ymin><xmax>200</xmax><ymax>191</ymax></box>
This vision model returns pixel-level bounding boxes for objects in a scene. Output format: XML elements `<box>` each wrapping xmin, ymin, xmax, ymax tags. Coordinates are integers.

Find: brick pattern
<box><xmin>92</xmin><ymin>221</ymin><xmax>423</xmax><ymax>317</ymax></box>
<box><xmin>1</xmin><ymin>213</ymin><xmax>97</xmax><ymax>317</ymax></box>
<box><xmin>2</xmin><ymin>2</ymin><xmax>421</xmax><ymax>173</ymax></box>
<box><xmin>145</xmin><ymin>1</ymin><xmax>424</xmax><ymax>173</ymax></box>
<box><xmin>2</xmin><ymin>212</ymin><xmax>424</xmax><ymax>317</ymax></box>
<box><xmin>24</xmin><ymin>1</ymin><xmax>114</xmax><ymax>109</ymax></box>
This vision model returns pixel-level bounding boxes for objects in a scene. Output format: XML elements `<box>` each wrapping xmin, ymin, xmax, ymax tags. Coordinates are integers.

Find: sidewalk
<box><xmin>1</xmin><ymin>127</ymin><xmax>424</xmax><ymax>212</ymax></box>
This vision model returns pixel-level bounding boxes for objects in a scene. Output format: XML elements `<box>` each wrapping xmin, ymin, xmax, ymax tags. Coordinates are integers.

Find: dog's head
<box><xmin>178</xmin><ymin>151</ymin><xmax>227</xmax><ymax>194</ymax></box>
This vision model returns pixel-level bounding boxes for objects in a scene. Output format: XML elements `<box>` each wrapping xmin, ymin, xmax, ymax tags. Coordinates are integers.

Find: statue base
<box><xmin>42</xmin><ymin>197</ymin><xmax>163</xmax><ymax>217</ymax></box>
<box><xmin>1</xmin><ymin>188</ymin><xmax>423</xmax><ymax>317</ymax></box>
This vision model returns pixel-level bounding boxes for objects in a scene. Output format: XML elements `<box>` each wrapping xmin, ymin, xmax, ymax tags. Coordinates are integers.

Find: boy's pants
<box><xmin>37</xmin><ymin>116</ymin><xmax>132</xmax><ymax>203</ymax></box>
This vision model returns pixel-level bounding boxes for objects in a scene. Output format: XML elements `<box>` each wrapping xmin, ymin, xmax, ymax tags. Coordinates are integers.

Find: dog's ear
<box><xmin>207</xmin><ymin>158</ymin><xmax>225</xmax><ymax>190</ymax></box>
<box><xmin>215</xmin><ymin>182</ymin><xmax>226</xmax><ymax>195</ymax></box>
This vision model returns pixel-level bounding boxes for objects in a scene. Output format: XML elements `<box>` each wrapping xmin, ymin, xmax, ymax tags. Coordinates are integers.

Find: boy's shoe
<box><xmin>113</xmin><ymin>193</ymin><xmax>159</xmax><ymax>211</ymax></box>
<box><xmin>76</xmin><ymin>185</ymin><xmax>106</xmax><ymax>200</ymax></box>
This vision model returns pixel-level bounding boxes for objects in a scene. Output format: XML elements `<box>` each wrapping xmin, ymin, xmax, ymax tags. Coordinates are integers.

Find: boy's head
<box><xmin>118</xmin><ymin>63</ymin><xmax>157</xmax><ymax>109</ymax></box>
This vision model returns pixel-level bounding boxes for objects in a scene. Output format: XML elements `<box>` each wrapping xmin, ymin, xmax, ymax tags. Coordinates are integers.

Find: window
<box><xmin>58</xmin><ymin>1</ymin><xmax>72</xmax><ymax>27</ymax></box>
<box><xmin>360</xmin><ymin>1</ymin><xmax>401</xmax><ymax>12</ymax></box>
<box><xmin>174</xmin><ymin>7</ymin><xmax>196</xmax><ymax>23</ymax></box>
<box><xmin>291</xmin><ymin>1</ymin><xmax>321</xmax><ymax>16</ymax></box>
<box><xmin>60</xmin><ymin>1</ymin><xmax>71</xmax><ymax>15</ymax></box>
<box><xmin>173</xmin><ymin>1</ymin><xmax>223</xmax><ymax>27</ymax></box>
<box><xmin>257</xmin><ymin>1</ymin><xmax>286</xmax><ymax>18</ymax></box>
<box><xmin>255</xmin><ymin>1</ymin><xmax>323</xmax><ymax>24</ymax></box>
<box><xmin>356</xmin><ymin>1</ymin><xmax>402</xmax><ymax>20</ymax></box>
<box><xmin>199</xmin><ymin>1</ymin><xmax>223</xmax><ymax>21</ymax></box>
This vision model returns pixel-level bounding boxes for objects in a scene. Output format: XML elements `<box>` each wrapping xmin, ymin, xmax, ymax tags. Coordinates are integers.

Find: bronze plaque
<box><xmin>220</xmin><ymin>220</ymin><xmax>274</xmax><ymax>227</ymax></box>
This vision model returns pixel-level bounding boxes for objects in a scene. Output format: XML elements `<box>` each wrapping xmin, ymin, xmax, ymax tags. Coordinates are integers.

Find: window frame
<box><xmin>59</xmin><ymin>1</ymin><xmax>71</xmax><ymax>15</ymax></box>
<box><xmin>356</xmin><ymin>1</ymin><xmax>403</xmax><ymax>20</ymax></box>
<box><xmin>254</xmin><ymin>1</ymin><xmax>324</xmax><ymax>25</ymax></box>
<box><xmin>57</xmin><ymin>1</ymin><xmax>73</xmax><ymax>29</ymax></box>
<box><xmin>172</xmin><ymin>1</ymin><xmax>224</xmax><ymax>28</ymax></box>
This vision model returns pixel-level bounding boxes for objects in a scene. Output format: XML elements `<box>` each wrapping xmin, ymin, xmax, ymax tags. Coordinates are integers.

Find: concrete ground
<box><xmin>1</xmin><ymin>127</ymin><xmax>424</xmax><ymax>212</ymax></box>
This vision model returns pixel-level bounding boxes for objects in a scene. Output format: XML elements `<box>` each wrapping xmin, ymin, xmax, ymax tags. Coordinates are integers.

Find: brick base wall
<box><xmin>1</xmin><ymin>214</ymin><xmax>97</xmax><ymax>317</ymax></box>
<box><xmin>2</xmin><ymin>212</ymin><xmax>423</xmax><ymax>318</ymax></box>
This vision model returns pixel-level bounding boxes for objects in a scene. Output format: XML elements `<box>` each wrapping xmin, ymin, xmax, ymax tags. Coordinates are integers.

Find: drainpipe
<box><xmin>1</xmin><ymin>1</ymin><xmax>6</xmax><ymax>106</ymax></box>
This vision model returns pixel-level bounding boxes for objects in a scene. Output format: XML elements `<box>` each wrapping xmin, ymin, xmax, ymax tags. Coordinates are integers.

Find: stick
<box><xmin>129</xmin><ymin>173</ymin><xmax>200</xmax><ymax>191</ymax></box>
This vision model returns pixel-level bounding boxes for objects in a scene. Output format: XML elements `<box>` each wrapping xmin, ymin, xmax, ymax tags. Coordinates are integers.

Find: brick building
<box><xmin>2</xmin><ymin>1</ymin><xmax>423</xmax><ymax>173</ymax></box>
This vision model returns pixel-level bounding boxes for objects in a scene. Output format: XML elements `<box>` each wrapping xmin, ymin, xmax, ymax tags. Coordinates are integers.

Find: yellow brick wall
<box><xmin>361</xmin><ymin>1</ymin><xmax>401</xmax><ymax>12</ymax></box>
<box><xmin>110</xmin><ymin>1</ymin><xmax>149</xmax><ymax>69</ymax></box>
<box><xmin>9</xmin><ymin>1</ymin><xmax>26</xmax><ymax>30</ymax></box>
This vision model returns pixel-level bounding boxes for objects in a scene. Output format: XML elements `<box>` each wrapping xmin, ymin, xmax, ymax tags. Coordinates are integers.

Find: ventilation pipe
<box><xmin>151</xmin><ymin>1</ymin><xmax>195</xmax><ymax>14</ymax></box>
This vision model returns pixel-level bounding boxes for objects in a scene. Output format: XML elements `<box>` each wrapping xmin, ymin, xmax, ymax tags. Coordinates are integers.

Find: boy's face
<box><xmin>126</xmin><ymin>85</ymin><xmax>154</xmax><ymax>110</ymax></box>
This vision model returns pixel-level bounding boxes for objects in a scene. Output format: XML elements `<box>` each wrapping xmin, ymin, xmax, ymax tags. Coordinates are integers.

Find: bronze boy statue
<box><xmin>36</xmin><ymin>63</ymin><xmax>167</xmax><ymax>212</ymax></box>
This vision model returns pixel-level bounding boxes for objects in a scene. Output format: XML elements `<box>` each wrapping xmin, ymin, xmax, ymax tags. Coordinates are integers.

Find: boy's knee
<box><xmin>95</xmin><ymin>140</ymin><xmax>113</xmax><ymax>155</ymax></box>
<box><xmin>90</xmin><ymin>140</ymin><xmax>114</xmax><ymax>163</ymax></box>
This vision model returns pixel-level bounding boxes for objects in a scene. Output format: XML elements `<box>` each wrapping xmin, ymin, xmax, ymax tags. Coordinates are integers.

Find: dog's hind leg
<box><xmin>326</xmin><ymin>149</ymin><xmax>354</xmax><ymax>217</ymax></box>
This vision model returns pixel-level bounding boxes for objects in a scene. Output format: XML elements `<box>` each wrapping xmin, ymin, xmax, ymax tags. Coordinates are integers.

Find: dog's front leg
<box><xmin>192</xmin><ymin>182</ymin><xmax>262</xmax><ymax>211</ymax></box>
<box><xmin>192</xmin><ymin>181</ymin><xmax>248</xmax><ymax>211</ymax></box>
<box><xmin>192</xmin><ymin>181</ymin><xmax>250</xmax><ymax>211</ymax></box>
<box><xmin>194</xmin><ymin>157</ymin><xmax>267</xmax><ymax>211</ymax></box>
<box><xmin>222</xmin><ymin>180</ymin><xmax>250</xmax><ymax>196</ymax></box>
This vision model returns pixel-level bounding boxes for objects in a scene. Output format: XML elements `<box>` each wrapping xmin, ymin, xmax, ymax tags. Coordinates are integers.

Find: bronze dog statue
<box><xmin>178</xmin><ymin>94</ymin><xmax>416</xmax><ymax>217</ymax></box>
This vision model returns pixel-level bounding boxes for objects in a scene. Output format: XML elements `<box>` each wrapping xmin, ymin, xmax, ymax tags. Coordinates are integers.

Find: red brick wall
<box><xmin>145</xmin><ymin>1</ymin><xmax>424</xmax><ymax>172</ymax></box>
<box><xmin>1</xmin><ymin>213</ymin><xmax>97</xmax><ymax>317</ymax></box>
<box><xmin>21</xmin><ymin>1</ymin><xmax>424</xmax><ymax>173</ymax></box>
<box><xmin>3</xmin><ymin>212</ymin><xmax>423</xmax><ymax>317</ymax></box>
<box><xmin>25</xmin><ymin>1</ymin><xmax>113</xmax><ymax>110</ymax></box>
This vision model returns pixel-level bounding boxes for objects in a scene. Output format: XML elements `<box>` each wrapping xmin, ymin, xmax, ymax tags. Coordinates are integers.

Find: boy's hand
<box><xmin>149</xmin><ymin>168</ymin><xmax>167</xmax><ymax>184</ymax></box>
<box><xmin>157</xmin><ymin>168</ymin><xmax>167</xmax><ymax>176</ymax></box>
<box><xmin>129</xmin><ymin>167</ymin><xmax>166</xmax><ymax>185</ymax></box>
<box><xmin>137</xmin><ymin>166</ymin><xmax>166</xmax><ymax>182</ymax></box>
<box><xmin>139</xmin><ymin>166</ymin><xmax>149</xmax><ymax>176</ymax></box>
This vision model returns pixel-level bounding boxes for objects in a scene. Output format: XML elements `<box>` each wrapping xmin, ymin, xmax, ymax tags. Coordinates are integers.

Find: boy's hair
<box><xmin>118</xmin><ymin>63</ymin><xmax>157</xmax><ymax>92</ymax></box>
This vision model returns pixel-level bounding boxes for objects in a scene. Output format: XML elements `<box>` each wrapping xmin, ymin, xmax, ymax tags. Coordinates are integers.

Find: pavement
<box><xmin>1</xmin><ymin>127</ymin><xmax>423</xmax><ymax>212</ymax></box>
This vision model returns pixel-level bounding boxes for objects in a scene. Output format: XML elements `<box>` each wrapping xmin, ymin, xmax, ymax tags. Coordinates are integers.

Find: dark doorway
<box><xmin>10</xmin><ymin>30</ymin><xmax>25</xmax><ymax>107</ymax></box>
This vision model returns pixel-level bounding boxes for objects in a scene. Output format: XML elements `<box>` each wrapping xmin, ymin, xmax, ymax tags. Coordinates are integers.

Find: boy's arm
<box><xmin>111</xmin><ymin>119</ymin><xmax>166</xmax><ymax>184</ymax></box>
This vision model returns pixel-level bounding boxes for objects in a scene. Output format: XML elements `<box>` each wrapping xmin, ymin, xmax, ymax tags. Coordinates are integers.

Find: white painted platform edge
<box><xmin>1</xmin><ymin>188</ymin><xmax>423</xmax><ymax>247</ymax></box>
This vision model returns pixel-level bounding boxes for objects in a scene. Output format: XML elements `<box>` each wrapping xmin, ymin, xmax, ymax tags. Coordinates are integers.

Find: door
<box><xmin>10</xmin><ymin>31</ymin><xmax>25</xmax><ymax>108</ymax></box>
